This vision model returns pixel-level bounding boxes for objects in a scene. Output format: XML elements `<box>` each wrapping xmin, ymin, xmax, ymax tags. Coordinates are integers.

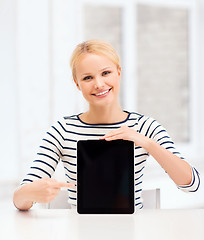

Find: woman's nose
<box><xmin>94</xmin><ymin>77</ymin><xmax>104</xmax><ymax>89</ymax></box>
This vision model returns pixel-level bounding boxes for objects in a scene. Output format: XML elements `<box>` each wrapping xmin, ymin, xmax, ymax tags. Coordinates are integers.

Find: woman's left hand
<box><xmin>100</xmin><ymin>126</ymin><xmax>193</xmax><ymax>186</ymax></box>
<box><xmin>100</xmin><ymin>125</ymin><xmax>151</xmax><ymax>149</ymax></box>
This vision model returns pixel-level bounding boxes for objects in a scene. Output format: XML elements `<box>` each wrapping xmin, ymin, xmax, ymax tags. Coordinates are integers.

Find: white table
<box><xmin>0</xmin><ymin>208</ymin><xmax>204</xmax><ymax>240</ymax></box>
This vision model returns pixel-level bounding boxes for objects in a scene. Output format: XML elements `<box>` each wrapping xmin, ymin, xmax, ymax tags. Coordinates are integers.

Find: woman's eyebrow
<box><xmin>81</xmin><ymin>67</ymin><xmax>111</xmax><ymax>77</ymax></box>
<box><xmin>81</xmin><ymin>72</ymin><xmax>92</xmax><ymax>77</ymax></box>
<box><xmin>101</xmin><ymin>67</ymin><xmax>111</xmax><ymax>71</ymax></box>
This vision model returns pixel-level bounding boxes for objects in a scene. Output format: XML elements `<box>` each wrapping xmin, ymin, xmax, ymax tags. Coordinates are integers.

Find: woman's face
<box><xmin>74</xmin><ymin>53</ymin><xmax>121</xmax><ymax>107</ymax></box>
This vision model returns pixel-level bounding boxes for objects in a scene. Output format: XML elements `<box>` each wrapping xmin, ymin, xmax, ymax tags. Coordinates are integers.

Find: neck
<box><xmin>81</xmin><ymin>102</ymin><xmax>127</xmax><ymax>124</ymax></box>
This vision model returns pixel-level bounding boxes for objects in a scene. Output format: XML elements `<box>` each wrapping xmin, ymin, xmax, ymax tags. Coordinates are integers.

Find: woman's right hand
<box><xmin>13</xmin><ymin>178</ymin><xmax>74</xmax><ymax>210</ymax></box>
<box><xmin>26</xmin><ymin>178</ymin><xmax>74</xmax><ymax>203</ymax></box>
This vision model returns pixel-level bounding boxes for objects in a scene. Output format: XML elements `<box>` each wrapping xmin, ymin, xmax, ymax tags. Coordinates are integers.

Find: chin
<box><xmin>92</xmin><ymin>98</ymin><xmax>116</xmax><ymax>108</ymax></box>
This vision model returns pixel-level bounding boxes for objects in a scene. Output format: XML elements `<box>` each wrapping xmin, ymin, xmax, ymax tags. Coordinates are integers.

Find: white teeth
<box><xmin>95</xmin><ymin>89</ymin><xmax>109</xmax><ymax>96</ymax></box>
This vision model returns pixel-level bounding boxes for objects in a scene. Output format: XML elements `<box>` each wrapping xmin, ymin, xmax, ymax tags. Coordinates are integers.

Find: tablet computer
<box><xmin>77</xmin><ymin>139</ymin><xmax>135</xmax><ymax>214</ymax></box>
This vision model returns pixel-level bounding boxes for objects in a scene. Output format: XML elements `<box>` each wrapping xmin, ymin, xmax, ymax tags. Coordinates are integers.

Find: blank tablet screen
<box><xmin>77</xmin><ymin>139</ymin><xmax>134</xmax><ymax>214</ymax></box>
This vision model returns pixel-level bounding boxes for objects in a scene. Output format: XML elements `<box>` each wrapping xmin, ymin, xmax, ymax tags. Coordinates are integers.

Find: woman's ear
<box><xmin>118</xmin><ymin>66</ymin><xmax>121</xmax><ymax>76</ymax></box>
<box><xmin>118</xmin><ymin>66</ymin><xmax>121</xmax><ymax>77</ymax></box>
<box><xmin>74</xmin><ymin>79</ymin><xmax>81</xmax><ymax>91</ymax></box>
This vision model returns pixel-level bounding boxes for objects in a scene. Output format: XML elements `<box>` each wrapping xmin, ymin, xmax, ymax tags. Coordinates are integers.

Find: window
<box><xmin>80</xmin><ymin>0</ymin><xmax>199</xmax><ymax>158</ymax></box>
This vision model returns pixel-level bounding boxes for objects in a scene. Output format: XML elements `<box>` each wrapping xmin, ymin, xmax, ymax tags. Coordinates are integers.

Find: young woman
<box><xmin>13</xmin><ymin>39</ymin><xmax>200</xmax><ymax>211</ymax></box>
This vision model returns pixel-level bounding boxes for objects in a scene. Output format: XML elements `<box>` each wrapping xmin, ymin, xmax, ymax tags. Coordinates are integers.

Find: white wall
<box><xmin>0</xmin><ymin>0</ymin><xmax>203</xmax><ymax>208</ymax></box>
<box><xmin>0</xmin><ymin>0</ymin><xmax>19</xmax><ymax>181</ymax></box>
<box><xmin>0</xmin><ymin>0</ymin><xmax>85</xmax><ymax>182</ymax></box>
<box><xmin>197</xmin><ymin>0</ymin><xmax>204</xmax><ymax>156</ymax></box>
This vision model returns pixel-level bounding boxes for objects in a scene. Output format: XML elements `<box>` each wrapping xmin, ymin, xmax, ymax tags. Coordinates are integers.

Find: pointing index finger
<box><xmin>55</xmin><ymin>182</ymin><xmax>75</xmax><ymax>189</ymax></box>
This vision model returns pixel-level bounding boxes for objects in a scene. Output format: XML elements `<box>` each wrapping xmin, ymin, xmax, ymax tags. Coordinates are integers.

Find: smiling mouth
<box><xmin>92</xmin><ymin>88</ymin><xmax>112</xmax><ymax>97</ymax></box>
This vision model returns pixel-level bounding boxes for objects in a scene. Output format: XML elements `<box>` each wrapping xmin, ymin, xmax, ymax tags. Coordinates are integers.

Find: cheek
<box><xmin>79</xmin><ymin>82</ymin><xmax>92</xmax><ymax>95</ymax></box>
<box><xmin>111</xmin><ymin>74</ymin><xmax>120</xmax><ymax>88</ymax></box>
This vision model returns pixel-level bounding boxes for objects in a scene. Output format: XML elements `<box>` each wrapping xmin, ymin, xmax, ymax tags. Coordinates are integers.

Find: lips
<box><xmin>92</xmin><ymin>88</ymin><xmax>112</xmax><ymax>97</ymax></box>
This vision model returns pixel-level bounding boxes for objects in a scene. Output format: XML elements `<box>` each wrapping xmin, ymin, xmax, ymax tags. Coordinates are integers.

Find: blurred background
<box><xmin>0</xmin><ymin>0</ymin><xmax>203</xmax><ymax>209</ymax></box>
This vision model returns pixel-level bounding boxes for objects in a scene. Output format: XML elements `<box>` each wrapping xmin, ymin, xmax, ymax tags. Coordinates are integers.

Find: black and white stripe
<box><xmin>21</xmin><ymin>112</ymin><xmax>200</xmax><ymax>211</ymax></box>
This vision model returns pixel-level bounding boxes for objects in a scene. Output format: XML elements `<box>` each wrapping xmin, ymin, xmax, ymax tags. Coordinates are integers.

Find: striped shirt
<box><xmin>21</xmin><ymin>111</ymin><xmax>200</xmax><ymax>210</ymax></box>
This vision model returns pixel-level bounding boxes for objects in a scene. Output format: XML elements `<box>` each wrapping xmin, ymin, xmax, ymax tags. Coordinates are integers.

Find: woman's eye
<box><xmin>83</xmin><ymin>76</ymin><xmax>92</xmax><ymax>81</ymax></box>
<box><xmin>102</xmin><ymin>71</ymin><xmax>111</xmax><ymax>76</ymax></box>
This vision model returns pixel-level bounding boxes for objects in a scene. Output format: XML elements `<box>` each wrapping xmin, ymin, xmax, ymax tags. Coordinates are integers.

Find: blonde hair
<box><xmin>70</xmin><ymin>39</ymin><xmax>120</xmax><ymax>81</ymax></box>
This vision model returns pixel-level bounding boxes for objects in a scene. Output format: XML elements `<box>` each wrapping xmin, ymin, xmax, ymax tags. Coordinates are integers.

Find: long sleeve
<box><xmin>137</xmin><ymin>115</ymin><xmax>200</xmax><ymax>193</ymax></box>
<box><xmin>21</xmin><ymin>119</ymin><xmax>65</xmax><ymax>185</ymax></box>
<box><xmin>176</xmin><ymin>167</ymin><xmax>200</xmax><ymax>192</ymax></box>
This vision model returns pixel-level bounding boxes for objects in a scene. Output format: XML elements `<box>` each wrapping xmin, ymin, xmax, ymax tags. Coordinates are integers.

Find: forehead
<box><xmin>75</xmin><ymin>53</ymin><xmax>116</xmax><ymax>74</ymax></box>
